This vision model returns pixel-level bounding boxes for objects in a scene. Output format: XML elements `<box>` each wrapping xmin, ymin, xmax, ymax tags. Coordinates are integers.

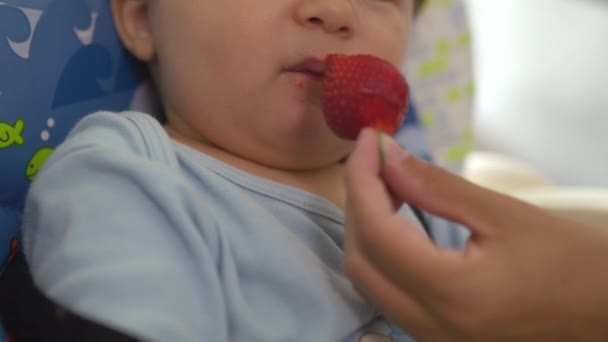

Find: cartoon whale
<box><xmin>0</xmin><ymin>119</ymin><xmax>25</xmax><ymax>149</ymax></box>
<box><xmin>26</xmin><ymin>147</ymin><xmax>54</xmax><ymax>181</ymax></box>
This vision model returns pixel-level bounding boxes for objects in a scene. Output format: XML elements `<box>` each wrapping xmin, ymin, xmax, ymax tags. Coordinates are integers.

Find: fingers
<box><xmin>379</xmin><ymin>135</ymin><xmax>520</xmax><ymax>238</ymax></box>
<box><xmin>344</xmin><ymin>128</ymin><xmax>392</xmax><ymax>219</ymax></box>
<box><xmin>345</xmin><ymin>129</ymin><xmax>461</xmax><ymax>295</ymax></box>
<box><xmin>343</xmin><ymin>212</ymin><xmax>432</xmax><ymax>334</ymax></box>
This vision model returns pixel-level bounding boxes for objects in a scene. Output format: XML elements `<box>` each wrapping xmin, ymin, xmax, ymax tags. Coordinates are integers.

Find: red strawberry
<box><xmin>322</xmin><ymin>54</ymin><xmax>409</xmax><ymax>140</ymax></box>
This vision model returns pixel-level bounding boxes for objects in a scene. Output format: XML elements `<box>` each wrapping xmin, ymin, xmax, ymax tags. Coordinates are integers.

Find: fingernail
<box><xmin>379</xmin><ymin>132</ymin><xmax>408</xmax><ymax>168</ymax></box>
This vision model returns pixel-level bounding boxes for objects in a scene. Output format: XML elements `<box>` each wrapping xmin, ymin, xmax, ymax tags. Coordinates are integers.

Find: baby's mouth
<box><xmin>284</xmin><ymin>57</ymin><xmax>326</xmax><ymax>81</ymax></box>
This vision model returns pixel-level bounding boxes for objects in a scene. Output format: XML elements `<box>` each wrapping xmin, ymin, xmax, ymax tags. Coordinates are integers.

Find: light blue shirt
<box><xmin>23</xmin><ymin>111</ymin><xmax>424</xmax><ymax>342</ymax></box>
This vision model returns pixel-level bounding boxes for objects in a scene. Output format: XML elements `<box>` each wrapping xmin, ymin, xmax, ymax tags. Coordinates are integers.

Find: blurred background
<box><xmin>466</xmin><ymin>0</ymin><xmax>608</xmax><ymax>187</ymax></box>
<box><xmin>404</xmin><ymin>0</ymin><xmax>608</xmax><ymax>228</ymax></box>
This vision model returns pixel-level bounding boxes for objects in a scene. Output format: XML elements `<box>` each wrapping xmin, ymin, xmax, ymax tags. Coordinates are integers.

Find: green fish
<box><xmin>26</xmin><ymin>147</ymin><xmax>54</xmax><ymax>181</ymax></box>
<box><xmin>0</xmin><ymin>119</ymin><xmax>25</xmax><ymax>149</ymax></box>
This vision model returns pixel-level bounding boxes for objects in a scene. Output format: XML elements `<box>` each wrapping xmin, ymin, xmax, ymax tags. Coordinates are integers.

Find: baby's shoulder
<box><xmin>34</xmin><ymin>111</ymin><xmax>178</xmax><ymax>185</ymax></box>
<box><xmin>69</xmin><ymin>111</ymin><xmax>165</xmax><ymax>149</ymax></box>
<box><xmin>57</xmin><ymin>111</ymin><xmax>174</xmax><ymax>163</ymax></box>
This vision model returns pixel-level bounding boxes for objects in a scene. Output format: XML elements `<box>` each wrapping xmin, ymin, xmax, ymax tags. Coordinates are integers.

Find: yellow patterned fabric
<box><xmin>405</xmin><ymin>0</ymin><xmax>473</xmax><ymax>173</ymax></box>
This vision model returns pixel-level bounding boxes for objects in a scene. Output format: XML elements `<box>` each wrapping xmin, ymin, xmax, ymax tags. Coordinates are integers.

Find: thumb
<box><xmin>380</xmin><ymin>134</ymin><xmax>514</xmax><ymax>237</ymax></box>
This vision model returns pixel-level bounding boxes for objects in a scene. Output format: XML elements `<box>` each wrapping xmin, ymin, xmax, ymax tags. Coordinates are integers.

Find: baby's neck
<box><xmin>164</xmin><ymin>126</ymin><xmax>346</xmax><ymax>211</ymax></box>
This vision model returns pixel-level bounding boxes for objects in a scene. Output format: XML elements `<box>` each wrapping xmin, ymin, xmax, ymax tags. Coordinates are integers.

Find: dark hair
<box><xmin>415</xmin><ymin>0</ymin><xmax>427</xmax><ymax>14</ymax></box>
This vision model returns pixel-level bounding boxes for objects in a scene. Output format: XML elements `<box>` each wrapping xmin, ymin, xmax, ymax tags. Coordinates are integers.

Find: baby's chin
<box><xmin>261</xmin><ymin>126</ymin><xmax>353</xmax><ymax>170</ymax></box>
<box><xmin>240</xmin><ymin>144</ymin><xmax>350</xmax><ymax>172</ymax></box>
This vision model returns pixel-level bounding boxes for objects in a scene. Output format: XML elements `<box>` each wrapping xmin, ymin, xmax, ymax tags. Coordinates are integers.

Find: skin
<box><xmin>111</xmin><ymin>0</ymin><xmax>416</xmax><ymax>209</ymax></box>
<box><xmin>344</xmin><ymin>129</ymin><xmax>608</xmax><ymax>341</ymax></box>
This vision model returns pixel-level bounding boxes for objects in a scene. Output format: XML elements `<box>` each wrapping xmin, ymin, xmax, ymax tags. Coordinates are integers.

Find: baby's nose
<box><xmin>294</xmin><ymin>0</ymin><xmax>355</xmax><ymax>38</ymax></box>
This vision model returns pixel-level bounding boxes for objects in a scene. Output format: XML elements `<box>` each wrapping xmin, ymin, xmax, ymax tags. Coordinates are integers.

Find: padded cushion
<box><xmin>0</xmin><ymin>0</ymin><xmax>147</xmax><ymax>267</ymax></box>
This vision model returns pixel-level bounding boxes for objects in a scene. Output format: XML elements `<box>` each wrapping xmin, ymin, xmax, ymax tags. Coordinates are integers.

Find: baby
<box><xmin>22</xmin><ymin>0</ymin><xmax>426</xmax><ymax>340</ymax></box>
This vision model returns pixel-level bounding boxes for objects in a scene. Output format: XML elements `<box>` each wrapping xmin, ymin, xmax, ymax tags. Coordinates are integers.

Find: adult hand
<box><xmin>344</xmin><ymin>128</ymin><xmax>608</xmax><ymax>341</ymax></box>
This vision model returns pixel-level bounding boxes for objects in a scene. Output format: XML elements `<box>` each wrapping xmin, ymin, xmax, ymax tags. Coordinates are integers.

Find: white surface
<box><xmin>514</xmin><ymin>187</ymin><xmax>608</xmax><ymax>228</ymax></box>
<box><xmin>463</xmin><ymin>151</ymin><xmax>608</xmax><ymax>228</ymax></box>
<box><xmin>463</xmin><ymin>151</ymin><xmax>553</xmax><ymax>194</ymax></box>
<box><xmin>466</xmin><ymin>0</ymin><xmax>608</xmax><ymax>186</ymax></box>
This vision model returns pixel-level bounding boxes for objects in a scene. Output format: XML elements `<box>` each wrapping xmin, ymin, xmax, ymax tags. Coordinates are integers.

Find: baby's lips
<box><xmin>286</xmin><ymin>57</ymin><xmax>327</xmax><ymax>78</ymax></box>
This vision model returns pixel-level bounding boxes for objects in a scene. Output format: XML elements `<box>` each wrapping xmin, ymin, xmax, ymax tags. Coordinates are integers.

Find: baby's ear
<box><xmin>111</xmin><ymin>0</ymin><xmax>155</xmax><ymax>61</ymax></box>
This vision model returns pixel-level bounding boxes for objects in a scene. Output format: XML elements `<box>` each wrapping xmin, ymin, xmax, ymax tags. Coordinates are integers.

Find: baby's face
<box><xmin>145</xmin><ymin>0</ymin><xmax>414</xmax><ymax>170</ymax></box>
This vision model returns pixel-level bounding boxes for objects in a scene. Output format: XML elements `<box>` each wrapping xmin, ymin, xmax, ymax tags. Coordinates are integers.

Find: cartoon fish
<box><xmin>0</xmin><ymin>119</ymin><xmax>25</xmax><ymax>149</ymax></box>
<box><xmin>26</xmin><ymin>147</ymin><xmax>54</xmax><ymax>181</ymax></box>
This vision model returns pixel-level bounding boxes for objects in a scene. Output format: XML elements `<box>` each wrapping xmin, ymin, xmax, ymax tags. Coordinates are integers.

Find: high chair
<box><xmin>0</xmin><ymin>0</ymin><xmax>474</xmax><ymax>339</ymax></box>
<box><xmin>0</xmin><ymin>0</ymin><xmax>148</xmax><ymax>339</ymax></box>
